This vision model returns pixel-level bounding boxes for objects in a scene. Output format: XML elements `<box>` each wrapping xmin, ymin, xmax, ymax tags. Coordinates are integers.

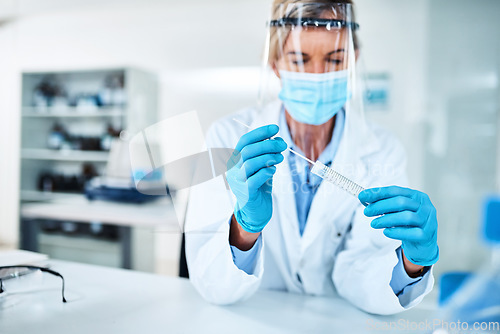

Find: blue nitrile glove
<box><xmin>226</xmin><ymin>124</ymin><xmax>287</xmax><ymax>233</ymax></box>
<box><xmin>359</xmin><ymin>186</ymin><xmax>439</xmax><ymax>267</ymax></box>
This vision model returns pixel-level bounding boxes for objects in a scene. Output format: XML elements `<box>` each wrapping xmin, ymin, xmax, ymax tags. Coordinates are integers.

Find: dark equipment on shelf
<box><xmin>84</xmin><ymin>177</ymin><xmax>167</xmax><ymax>204</ymax></box>
<box><xmin>38</xmin><ymin>164</ymin><xmax>98</xmax><ymax>193</ymax></box>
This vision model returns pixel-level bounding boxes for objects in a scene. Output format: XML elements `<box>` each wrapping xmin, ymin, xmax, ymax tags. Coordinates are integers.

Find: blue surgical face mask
<box><xmin>278</xmin><ymin>70</ymin><xmax>350</xmax><ymax>125</ymax></box>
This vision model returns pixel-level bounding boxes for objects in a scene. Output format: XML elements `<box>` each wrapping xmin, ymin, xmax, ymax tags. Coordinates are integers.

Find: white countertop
<box><xmin>20</xmin><ymin>197</ymin><xmax>180</xmax><ymax>230</ymax></box>
<box><xmin>0</xmin><ymin>260</ymin><xmax>439</xmax><ymax>334</ymax></box>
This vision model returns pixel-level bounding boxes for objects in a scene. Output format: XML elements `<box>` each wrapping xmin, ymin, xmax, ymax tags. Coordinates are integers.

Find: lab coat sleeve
<box><xmin>230</xmin><ymin>234</ymin><xmax>262</xmax><ymax>275</ymax></box>
<box><xmin>332</xmin><ymin>131</ymin><xmax>434</xmax><ymax>315</ymax></box>
<box><xmin>185</xmin><ymin>114</ymin><xmax>265</xmax><ymax>305</ymax></box>
<box><xmin>390</xmin><ymin>247</ymin><xmax>422</xmax><ymax>294</ymax></box>
<box><xmin>391</xmin><ymin>247</ymin><xmax>434</xmax><ymax>308</ymax></box>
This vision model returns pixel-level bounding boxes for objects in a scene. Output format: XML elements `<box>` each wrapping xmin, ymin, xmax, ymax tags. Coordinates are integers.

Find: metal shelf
<box><xmin>20</xmin><ymin>190</ymin><xmax>85</xmax><ymax>202</ymax></box>
<box><xmin>22</xmin><ymin>106</ymin><xmax>126</xmax><ymax>118</ymax></box>
<box><xmin>18</xmin><ymin>68</ymin><xmax>158</xmax><ymax>271</ymax></box>
<box><xmin>21</xmin><ymin>148</ymin><xmax>109</xmax><ymax>162</ymax></box>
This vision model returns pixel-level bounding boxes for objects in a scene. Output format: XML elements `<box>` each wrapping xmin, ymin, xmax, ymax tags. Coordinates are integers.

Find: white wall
<box><xmin>356</xmin><ymin>0</ymin><xmax>430</xmax><ymax>189</ymax></box>
<box><xmin>424</xmin><ymin>0</ymin><xmax>500</xmax><ymax>275</ymax></box>
<box><xmin>0</xmin><ymin>21</ymin><xmax>21</xmax><ymax>247</ymax></box>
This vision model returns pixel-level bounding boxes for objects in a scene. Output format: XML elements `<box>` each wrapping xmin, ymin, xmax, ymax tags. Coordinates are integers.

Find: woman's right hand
<box><xmin>226</xmin><ymin>124</ymin><xmax>287</xmax><ymax>235</ymax></box>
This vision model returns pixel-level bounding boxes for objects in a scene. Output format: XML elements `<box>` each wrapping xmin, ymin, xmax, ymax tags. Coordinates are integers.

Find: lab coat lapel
<box><xmin>253</xmin><ymin>102</ymin><xmax>302</xmax><ymax>268</ymax></box>
<box><xmin>273</xmin><ymin>151</ymin><xmax>302</xmax><ymax>252</ymax></box>
<box><xmin>273</xmin><ymin>127</ymin><xmax>303</xmax><ymax>283</ymax></box>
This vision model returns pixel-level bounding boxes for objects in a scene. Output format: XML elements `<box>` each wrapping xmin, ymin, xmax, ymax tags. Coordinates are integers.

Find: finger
<box><xmin>370</xmin><ymin>211</ymin><xmax>423</xmax><ymax>229</ymax></box>
<box><xmin>240</xmin><ymin>137</ymin><xmax>287</xmax><ymax>161</ymax></box>
<box><xmin>358</xmin><ymin>186</ymin><xmax>415</xmax><ymax>204</ymax></box>
<box><xmin>235</xmin><ymin>124</ymin><xmax>280</xmax><ymax>152</ymax></box>
<box><xmin>383</xmin><ymin>227</ymin><xmax>424</xmax><ymax>242</ymax></box>
<box><xmin>242</xmin><ymin>153</ymin><xmax>284</xmax><ymax>178</ymax></box>
<box><xmin>247</xmin><ymin>166</ymin><xmax>277</xmax><ymax>190</ymax></box>
<box><xmin>363</xmin><ymin>196</ymin><xmax>420</xmax><ymax>217</ymax></box>
<box><xmin>229</xmin><ymin>138</ymin><xmax>286</xmax><ymax>170</ymax></box>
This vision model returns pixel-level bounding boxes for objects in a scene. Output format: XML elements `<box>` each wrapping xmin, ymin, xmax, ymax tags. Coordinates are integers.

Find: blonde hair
<box><xmin>267</xmin><ymin>0</ymin><xmax>359</xmax><ymax>64</ymax></box>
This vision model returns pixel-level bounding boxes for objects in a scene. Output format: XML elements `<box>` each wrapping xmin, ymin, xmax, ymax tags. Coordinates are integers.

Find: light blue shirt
<box><xmin>230</xmin><ymin>109</ymin><xmax>424</xmax><ymax>297</ymax></box>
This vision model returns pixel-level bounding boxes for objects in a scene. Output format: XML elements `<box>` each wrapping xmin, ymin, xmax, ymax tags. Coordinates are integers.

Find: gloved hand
<box><xmin>359</xmin><ymin>186</ymin><xmax>439</xmax><ymax>267</ymax></box>
<box><xmin>226</xmin><ymin>124</ymin><xmax>287</xmax><ymax>233</ymax></box>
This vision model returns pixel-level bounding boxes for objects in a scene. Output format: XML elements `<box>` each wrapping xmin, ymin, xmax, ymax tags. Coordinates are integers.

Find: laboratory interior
<box><xmin>0</xmin><ymin>0</ymin><xmax>499</xmax><ymax>333</ymax></box>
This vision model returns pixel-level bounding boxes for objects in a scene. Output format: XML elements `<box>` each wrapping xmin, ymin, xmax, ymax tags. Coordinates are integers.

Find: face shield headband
<box><xmin>268</xmin><ymin>17</ymin><xmax>359</xmax><ymax>30</ymax></box>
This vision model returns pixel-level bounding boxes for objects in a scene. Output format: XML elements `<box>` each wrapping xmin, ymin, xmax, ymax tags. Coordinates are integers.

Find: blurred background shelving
<box><xmin>18</xmin><ymin>67</ymin><xmax>161</xmax><ymax>271</ymax></box>
<box><xmin>19</xmin><ymin>68</ymin><xmax>156</xmax><ymax>203</ymax></box>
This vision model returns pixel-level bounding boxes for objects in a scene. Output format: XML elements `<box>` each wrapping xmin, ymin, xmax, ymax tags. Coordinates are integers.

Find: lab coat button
<box><xmin>331</xmin><ymin>229</ymin><xmax>342</xmax><ymax>241</ymax></box>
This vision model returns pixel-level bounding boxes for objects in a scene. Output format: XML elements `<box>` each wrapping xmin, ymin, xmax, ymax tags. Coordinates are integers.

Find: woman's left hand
<box><xmin>359</xmin><ymin>186</ymin><xmax>439</xmax><ymax>267</ymax></box>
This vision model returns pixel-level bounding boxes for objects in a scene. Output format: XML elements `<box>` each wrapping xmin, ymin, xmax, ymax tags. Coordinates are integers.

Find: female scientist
<box><xmin>185</xmin><ymin>0</ymin><xmax>439</xmax><ymax>315</ymax></box>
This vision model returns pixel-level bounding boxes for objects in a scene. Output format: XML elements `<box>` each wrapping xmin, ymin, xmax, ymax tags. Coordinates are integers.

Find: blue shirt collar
<box><xmin>279</xmin><ymin>107</ymin><xmax>345</xmax><ymax>166</ymax></box>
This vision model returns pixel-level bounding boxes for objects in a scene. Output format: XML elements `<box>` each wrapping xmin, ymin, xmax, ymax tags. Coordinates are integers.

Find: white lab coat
<box><xmin>185</xmin><ymin>100</ymin><xmax>434</xmax><ymax>315</ymax></box>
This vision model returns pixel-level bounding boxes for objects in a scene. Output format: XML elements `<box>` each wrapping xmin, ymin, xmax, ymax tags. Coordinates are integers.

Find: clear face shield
<box><xmin>260</xmin><ymin>2</ymin><xmax>366</xmax><ymax>160</ymax></box>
